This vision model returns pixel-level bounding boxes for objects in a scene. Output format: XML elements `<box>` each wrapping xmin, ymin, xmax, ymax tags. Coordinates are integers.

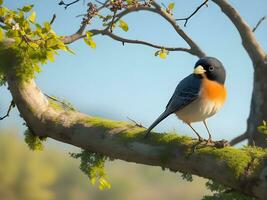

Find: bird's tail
<box><xmin>144</xmin><ymin>111</ymin><xmax>171</xmax><ymax>138</ymax></box>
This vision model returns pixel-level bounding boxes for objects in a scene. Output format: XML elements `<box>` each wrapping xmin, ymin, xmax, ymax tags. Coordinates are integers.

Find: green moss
<box><xmin>70</xmin><ymin>150</ymin><xmax>111</xmax><ymax>190</ymax></box>
<box><xmin>197</xmin><ymin>146</ymin><xmax>267</xmax><ymax>178</ymax></box>
<box><xmin>0</xmin><ymin>43</ymin><xmax>35</xmax><ymax>84</ymax></box>
<box><xmin>77</xmin><ymin>116</ymin><xmax>267</xmax><ymax>179</ymax></box>
<box><xmin>24</xmin><ymin>128</ymin><xmax>46</xmax><ymax>151</ymax></box>
<box><xmin>48</xmin><ymin>99</ymin><xmax>63</xmax><ymax>110</ymax></box>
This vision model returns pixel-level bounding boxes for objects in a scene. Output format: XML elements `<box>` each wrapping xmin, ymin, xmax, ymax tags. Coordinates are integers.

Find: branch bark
<box><xmin>4</xmin><ymin>65</ymin><xmax>267</xmax><ymax>200</ymax></box>
<box><xmin>211</xmin><ymin>0</ymin><xmax>266</xmax><ymax>65</ymax></box>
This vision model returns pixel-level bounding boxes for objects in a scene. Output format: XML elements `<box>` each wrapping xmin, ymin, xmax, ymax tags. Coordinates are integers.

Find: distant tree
<box><xmin>0</xmin><ymin>1</ymin><xmax>267</xmax><ymax>199</ymax></box>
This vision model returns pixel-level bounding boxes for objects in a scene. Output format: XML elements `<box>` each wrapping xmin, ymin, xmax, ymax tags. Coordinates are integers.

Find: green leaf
<box><xmin>29</xmin><ymin>42</ymin><xmax>39</xmax><ymax>49</ymax></box>
<box><xmin>159</xmin><ymin>51</ymin><xmax>167</xmax><ymax>59</ymax></box>
<box><xmin>43</xmin><ymin>22</ymin><xmax>51</xmax><ymax>32</ymax></box>
<box><xmin>28</xmin><ymin>11</ymin><xmax>36</xmax><ymax>23</ymax></box>
<box><xmin>0</xmin><ymin>7</ymin><xmax>8</xmax><ymax>16</ymax></box>
<box><xmin>66</xmin><ymin>46</ymin><xmax>75</xmax><ymax>55</ymax></box>
<box><xmin>33</xmin><ymin>63</ymin><xmax>42</xmax><ymax>73</ymax></box>
<box><xmin>0</xmin><ymin>0</ymin><xmax>3</xmax><ymax>6</ymax></box>
<box><xmin>119</xmin><ymin>19</ymin><xmax>129</xmax><ymax>32</ymax></box>
<box><xmin>84</xmin><ymin>38</ymin><xmax>96</xmax><ymax>49</ymax></box>
<box><xmin>0</xmin><ymin>28</ymin><xmax>3</xmax><ymax>41</ymax></box>
<box><xmin>168</xmin><ymin>3</ymin><xmax>175</xmax><ymax>10</ymax></box>
<box><xmin>21</xmin><ymin>5</ymin><xmax>34</xmax><ymax>13</ymax></box>
<box><xmin>157</xmin><ymin>49</ymin><xmax>169</xmax><ymax>59</ymax></box>
<box><xmin>47</xmin><ymin>51</ymin><xmax>55</xmax><ymax>62</ymax></box>
<box><xmin>126</xmin><ymin>0</ymin><xmax>133</xmax><ymax>4</ymax></box>
<box><xmin>86</xmin><ymin>31</ymin><xmax>93</xmax><ymax>40</ymax></box>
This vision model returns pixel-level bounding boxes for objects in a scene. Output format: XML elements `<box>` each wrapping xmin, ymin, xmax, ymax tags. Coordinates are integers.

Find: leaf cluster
<box><xmin>258</xmin><ymin>120</ymin><xmax>267</xmax><ymax>137</ymax></box>
<box><xmin>70</xmin><ymin>150</ymin><xmax>111</xmax><ymax>190</ymax></box>
<box><xmin>0</xmin><ymin>1</ymin><xmax>73</xmax><ymax>84</ymax></box>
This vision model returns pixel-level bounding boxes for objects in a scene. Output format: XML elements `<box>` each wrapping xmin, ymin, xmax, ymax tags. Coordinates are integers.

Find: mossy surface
<box><xmin>197</xmin><ymin>146</ymin><xmax>251</xmax><ymax>177</ymax></box>
<box><xmin>78</xmin><ymin>116</ymin><xmax>267</xmax><ymax>179</ymax></box>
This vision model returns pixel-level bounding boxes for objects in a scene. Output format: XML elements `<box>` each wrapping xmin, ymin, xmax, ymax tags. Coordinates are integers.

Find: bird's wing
<box><xmin>145</xmin><ymin>74</ymin><xmax>201</xmax><ymax>138</ymax></box>
<box><xmin>165</xmin><ymin>74</ymin><xmax>201</xmax><ymax>114</ymax></box>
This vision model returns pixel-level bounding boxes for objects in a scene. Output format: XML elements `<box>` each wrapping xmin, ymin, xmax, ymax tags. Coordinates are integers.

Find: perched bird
<box><xmin>145</xmin><ymin>57</ymin><xmax>227</xmax><ymax>141</ymax></box>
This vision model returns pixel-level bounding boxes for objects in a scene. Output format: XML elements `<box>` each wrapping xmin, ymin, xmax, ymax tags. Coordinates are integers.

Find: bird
<box><xmin>145</xmin><ymin>57</ymin><xmax>227</xmax><ymax>141</ymax></box>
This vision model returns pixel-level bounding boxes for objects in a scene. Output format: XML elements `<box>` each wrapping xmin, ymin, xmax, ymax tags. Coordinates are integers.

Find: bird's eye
<box><xmin>209</xmin><ymin>66</ymin><xmax>214</xmax><ymax>71</ymax></box>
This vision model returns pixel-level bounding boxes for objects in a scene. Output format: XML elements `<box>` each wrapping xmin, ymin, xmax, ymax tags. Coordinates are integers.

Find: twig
<box><xmin>95</xmin><ymin>0</ymin><xmax>105</xmax><ymax>5</ymax></box>
<box><xmin>127</xmin><ymin>117</ymin><xmax>145</xmax><ymax>128</ymax></box>
<box><xmin>0</xmin><ymin>100</ymin><xmax>15</xmax><ymax>121</ymax></box>
<box><xmin>50</xmin><ymin>14</ymin><xmax>56</xmax><ymax>25</ymax></box>
<box><xmin>176</xmin><ymin>0</ymin><xmax>209</xmax><ymax>27</ymax></box>
<box><xmin>108</xmin><ymin>10</ymin><xmax>117</xmax><ymax>32</ymax></box>
<box><xmin>59</xmin><ymin>0</ymin><xmax>80</xmax><ymax>9</ymax></box>
<box><xmin>252</xmin><ymin>16</ymin><xmax>267</xmax><ymax>32</ymax></box>
<box><xmin>44</xmin><ymin>94</ymin><xmax>75</xmax><ymax>110</ymax></box>
<box><xmin>102</xmin><ymin>29</ymin><xmax>193</xmax><ymax>53</ymax></box>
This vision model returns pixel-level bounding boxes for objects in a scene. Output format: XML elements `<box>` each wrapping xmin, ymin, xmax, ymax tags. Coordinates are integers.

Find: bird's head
<box><xmin>193</xmin><ymin>57</ymin><xmax>226</xmax><ymax>84</ymax></box>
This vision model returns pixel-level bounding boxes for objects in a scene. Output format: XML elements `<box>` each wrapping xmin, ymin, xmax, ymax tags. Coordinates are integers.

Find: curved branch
<box><xmin>212</xmin><ymin>0</ymin><xmax>266</xmax><ymax>65</ymax></box>
<box><xmin>151</xmin><ymin>1</ymin><xmax>206</xmax><ymax>58</ymax></box>
<box><xmin>4</xmin><ymin>63</ymin><xmax>267</xmax><ymax>199</ymax></box>
<box><xmin>63</xmin><ymin>3</ymin><xmax>206</xmax><ymax>58</ymax></box>
<box><xmin>102</xmin><ymin>30</ymin><xmax>193</xmax><ymax>54</ymax></box>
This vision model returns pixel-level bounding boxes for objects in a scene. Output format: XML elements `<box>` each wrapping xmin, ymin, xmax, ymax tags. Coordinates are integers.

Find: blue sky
<box><xmin>1</xmin><ymin>0</ymin><xmax>267</xmax><ymax>142</ymax></box>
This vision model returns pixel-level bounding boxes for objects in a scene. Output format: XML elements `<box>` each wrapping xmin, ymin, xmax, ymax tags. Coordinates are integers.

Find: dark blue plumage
<box><xmin>145</xmin><ymin>74</ymin><xmax>201</xmax><ymax>136</ymax></box>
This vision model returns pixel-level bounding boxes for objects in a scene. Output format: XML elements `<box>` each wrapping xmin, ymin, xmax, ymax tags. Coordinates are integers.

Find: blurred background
<box><xmin>1</xmin><ymin>0</ymin><xmax>267</xmax><ymax>199</ymax></box>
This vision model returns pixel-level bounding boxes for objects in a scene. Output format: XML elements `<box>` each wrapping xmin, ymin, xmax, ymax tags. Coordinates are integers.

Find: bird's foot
<box><xmin>213</xmin><ymin>139</ymin><xmax>230</xmax><ymax>148</ymax></box>
<box><xmin>203</xmin><ymin>138</ymin><xmax>229</xmax><ymax>148</ymax></box>
<box><xmin>198</xmin><ymin>136</ymin><xmax>204</xmax><ymax>142</ymax></box>
<box><xmin>204</xmin><ymin>137</ymin><xmax>212</xmax><ymax>145</ymax></box>
<box><xmin>191</xmin><ymin>138</ymin><xmax>229</xmax><ymax>152</ymax></box>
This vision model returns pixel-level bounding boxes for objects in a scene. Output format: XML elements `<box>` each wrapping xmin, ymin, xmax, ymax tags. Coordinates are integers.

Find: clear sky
<box><xmin>1</xmin><ymin>0</ymin><xmax>267</xmax><ymax>142</ymax></box>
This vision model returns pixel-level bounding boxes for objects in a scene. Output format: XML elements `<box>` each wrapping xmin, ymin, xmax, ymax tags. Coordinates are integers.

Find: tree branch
<box><xmin>252</xmin><ymin>16</ymin><xmax>267</xmax><ymax>32</ymax></box>
<box><xmin>102</xmin><ymin>30</ymin><xmax>193</xmax><ymax>53</ymax></box>
<box><xmin>150</xmin><ymin>1</ymin><xmax>205</xmax><ymax>57</ymax></box>
<box><xmin>211</xmin><ymin>0</ymin><xmax>266</xmax><ymax>64</ymax></box>
<box><xmin>63</xmin><ymin>2</ymin><xmax>206</xmax><ymax>57</ymax></box>
<box><xmin>176</xmin><ymin>0</ymin><xmax>209</xmax><ymax>27</ymax></box>
<box><xmin>5</xmin><ymin>67</ymin><xmax>267</xmax><ymax>200</ymax></box>
<box><xmin>230</xmin><ymin>132</ymin><xmax>248</xmax><ymax>146</ymax></box>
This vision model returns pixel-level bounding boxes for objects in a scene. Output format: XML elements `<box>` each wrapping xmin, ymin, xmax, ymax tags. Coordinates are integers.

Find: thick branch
<box><xmin>212</xmin><ymin>0</ymin><xmax>266</xmax><ymax>65</ymax></box>
<box><xmin>5</xmin><ymin>66</ymin><xmax>267</xmax><ymax>200</ymax></box>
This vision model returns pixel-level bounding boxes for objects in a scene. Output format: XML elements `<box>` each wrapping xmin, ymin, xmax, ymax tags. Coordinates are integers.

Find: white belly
<box><xmin>175</xmin><ymin>97</ymin><xmax>223</xmax><ymax>123</ymax></box>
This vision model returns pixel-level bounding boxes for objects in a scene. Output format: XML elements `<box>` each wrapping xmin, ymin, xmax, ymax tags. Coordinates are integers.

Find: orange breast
<box><xmin>202</xmin><ymin>78</ymin><xmax>227</xmax><ymax>104</ymax></box>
